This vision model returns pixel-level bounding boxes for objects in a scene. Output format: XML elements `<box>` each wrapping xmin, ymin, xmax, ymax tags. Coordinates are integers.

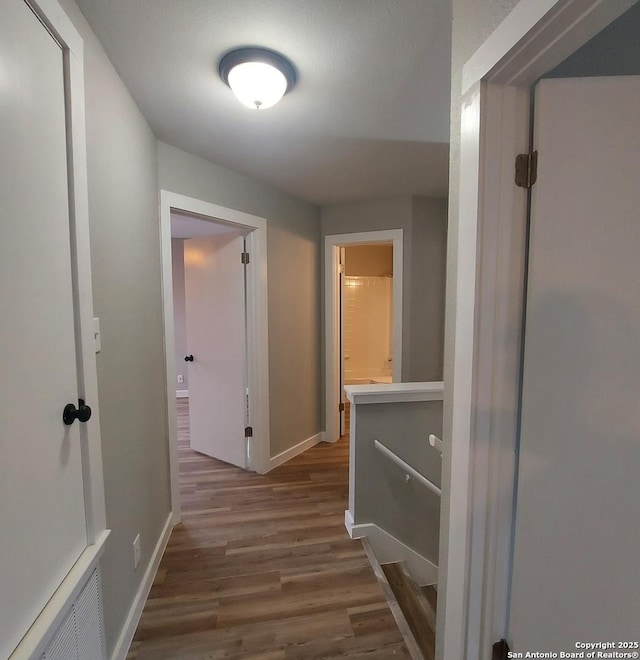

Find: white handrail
<box><xmin>374</xmin><ymin>439</ymin><xmax>442</xmax><ymax>498</ymax></box>
<box><xmin>428</xmin><ymin>433</ymin><xmax>443</xmax><ymax>455</ymax></box>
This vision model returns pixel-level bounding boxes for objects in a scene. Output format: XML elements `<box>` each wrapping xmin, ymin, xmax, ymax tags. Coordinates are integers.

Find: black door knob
<box><xmin>63</xmin><ymin>399</ymin><xmax>92</xmax><ymax>426</ymax></box>
<box><xmin>184</xmin><ymin>355</ymin><xmax>194</xmax><ymax>362</ymax></box>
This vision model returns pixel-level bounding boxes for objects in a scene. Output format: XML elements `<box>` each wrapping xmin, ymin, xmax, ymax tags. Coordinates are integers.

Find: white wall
<box><xmin>171</xmin><ymin>239</ymin><xmax>188</xmax><ymax>392</ymax></box>
<box><xmin>158</xmin><ymin>142</ymin><xmax>322</xmax><ymax>457</ymax></box>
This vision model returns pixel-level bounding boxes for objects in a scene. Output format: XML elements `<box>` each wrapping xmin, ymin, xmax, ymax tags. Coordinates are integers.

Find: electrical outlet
<box><xmin>133</xmin><ymin>534</ymin><xmax>141</xmax><ymax>569</ymax></box>
<box><xmin>177</xmin><ymin>374</ymin><xmax>184</xmax><ymax>384</ymax></box>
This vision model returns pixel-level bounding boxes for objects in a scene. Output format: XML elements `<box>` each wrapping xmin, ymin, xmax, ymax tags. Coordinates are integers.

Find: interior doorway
<box><xmin>160</xmin><ymin>191</ymin><xmax>270</xmax><ymax>523</ymax></box>
<box><xmin>170</xmin><ymin>212</ymin><xmax>248</xmax><ymax>469</ymax></box>
<box><xmin>324</xmin><ymin>230</ymin><xmax>403</xmax><ymax>443</ymax></box>
<box><xmin>341</xmin><ymin>243</ymin><xmax>394</xmax><ymax>435</ymax></box>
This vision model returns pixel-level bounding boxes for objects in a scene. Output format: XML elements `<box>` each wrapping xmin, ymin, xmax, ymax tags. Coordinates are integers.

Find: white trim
<box><xmin>347</xmin><ymin>522</ymin><xmax>438</xmax><ymax>587</ymax></box>
<box><xmin>176</xmin><ymin>389</ymin><xmax>189</xmax><ymax>399</ymax></box>
<box><xmin>344</xmin><ymin>509</ymin><xmax>355</xmax><ymax>536</ymax></box>
<box><xmin>462</xmin><ymin>0</ymin><xmax>637</xmax><ymax>94</ymax></box>
<box><xmin>324</xmin><ymin>230</ymin><xmax>404</xmax><ymax>443</ymax></box>
<box><xmin>160</xmin><ymin>191</ymin><xmax>271</xmax><ymax>522</ymax></box>
<box><xmin>444</xmin><ymin>1</ymin><xmax>638</xmax><ymax>658</ymax></box>
<box><xmin>26</xmin><ymin>0</ymin><xmax>83</xmax><ymax>55</ymax></box>
<box><xmin>345</xmin><ymin>381</ymin><xmax>444</xmax><ymax>405</ymax></box>
<box><xmin>268</xmin><ymin>432</ymin><xmax>324</xmax><ymax>470</ymax></box>
<box><xmin>9</xmin><ymin>531</ymin><xmax>110</xmax><ymax>660</ymax></box>
<box><xmin>110</xmin><ymin>513</ymin><xmax>173</xmax><ymax>660</ymax></box>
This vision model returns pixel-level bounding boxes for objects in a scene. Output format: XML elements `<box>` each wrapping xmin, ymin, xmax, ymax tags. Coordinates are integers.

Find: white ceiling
<box><xmin>75</xmin><ymin>0</ymin><xmax>452</xmax><ymax>205</ymax></box>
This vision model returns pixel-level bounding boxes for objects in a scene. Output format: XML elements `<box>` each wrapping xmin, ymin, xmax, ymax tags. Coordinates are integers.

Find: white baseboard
<box><xmin>347</xmin><ymin>521</ymin><xmax>438</xmax><ymax>587</ymax></box>
<box><xmin>268</xmin><ymin>432</ymin><xmax>323</xmax><ymax>470</ymax></box>
<box><xmin>176</xmin><ymin>389</ymin><xmax>189</xmax><ymax>398</ymax></box>
<box><xmin>110</xmin><ymin>512</ymin><xmax>173</xmax><ymax>660</ymax></box>
<box><xmin>345</xmin><ymin>509</ymin><xmax>355</xmax><ymax>536</ymax></box>
<box><xmin>322</xmin><ymin>429</ymin><xmax>338</xmax><ymax>444</ymax></box>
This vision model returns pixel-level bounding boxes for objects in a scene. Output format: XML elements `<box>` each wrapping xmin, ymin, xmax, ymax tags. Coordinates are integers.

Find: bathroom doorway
<box><xmin>342</xmin><ymin>243</ymin><xmax>394</xmax><ymax>433</ymax></box>
<box><xmin>324</xmin><ymin>230</ymin><xmax>404</xmax><ymax>442</ymax></box>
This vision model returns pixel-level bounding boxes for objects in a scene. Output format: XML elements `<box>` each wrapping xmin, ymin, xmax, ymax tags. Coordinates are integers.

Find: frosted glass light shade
<box><xmin>219</xmin><ymin>47</ymin><xmax>297</xmax><ymax>111</ymax></box>
<box><xmin>227</xmin><ymin>61</ymin><xmax>288</xmax><ymax>110</ymax></box>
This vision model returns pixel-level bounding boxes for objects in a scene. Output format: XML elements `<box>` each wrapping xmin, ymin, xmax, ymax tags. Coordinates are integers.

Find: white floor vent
<box><xmin>41</xmin><ymin>569</ymin><xmax>105</xmax><ymax>660</ymax></box>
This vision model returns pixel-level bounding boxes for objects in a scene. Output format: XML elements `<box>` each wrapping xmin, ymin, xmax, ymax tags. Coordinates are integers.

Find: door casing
<box><xmin>443</xmin><ymin>0</ymin><xmax>639</xmax><ymax>658</ymax></box>
<box><xmin>160</xmin><ymin>191</ymin><xmax>270</xmax><ymax>523</ymax></box>
<box><xmin>324</xmin><ymin>230</ymin><xmax>403</xmax><ymax>444</ymax></box>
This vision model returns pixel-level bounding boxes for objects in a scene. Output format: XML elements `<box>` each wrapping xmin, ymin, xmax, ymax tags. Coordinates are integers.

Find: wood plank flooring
<box><xmin>126</xmin><ymin>400</ymin><xmax>409</xmax><ymax>659</ymax></box>
<box><xmin>380</xmin><ymin>564</ymin><xmax>436</xmax><ymax>660</ymax></box>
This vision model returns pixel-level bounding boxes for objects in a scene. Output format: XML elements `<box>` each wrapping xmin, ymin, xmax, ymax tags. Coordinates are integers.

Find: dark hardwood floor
<box><xmin>126</xmin><ymin>399</ymin><xmax>409</xmax><ymax>659</ymax></box>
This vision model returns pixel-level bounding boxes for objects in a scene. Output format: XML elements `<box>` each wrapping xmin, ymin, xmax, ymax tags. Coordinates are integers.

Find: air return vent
<box><xmin>41</xmin><ymin>569</ymin><xmax>105</xmax><ymax>660</ymax></box>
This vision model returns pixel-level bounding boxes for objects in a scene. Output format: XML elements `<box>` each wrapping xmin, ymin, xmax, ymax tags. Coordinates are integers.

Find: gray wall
<box><xmin>351</xmin><ymin>400</ymin><xmax>443</xmax><ymax>564</ymax></box>
<box><xmin>57</xmin><ymin>0</ymin><xmax>172</xmax><ymax>655</ymax></box>
<box><xmin>322</xmin><ymin>197</ymin><xmax>413</xmax><ymax>379</ymax></box>
<box><xmin>410</xmin><ymin>197</ymin><xmax>448</xmax><ymax>381</ymax></box>
<box><xmin>546</xmin><ymin>1</ymin><xmax>640</xmax><ymax>79</ymax></box>
<box><xmin>321</xmin><ymin>195</ymin><xmax>447</xmax><ymax>383</ymax></box>
<box><xmin>171</xmin><ymin>239</ymin><xmax>188</xmax><ymax>391</ymax></box>
<box><xmin>158</xmin><ymin>143</ymin><xmax>322</xmax><ymax>457</ymax></box>
<box><xmin>441</xmin><ymin>0</ymin><xmax>521</xmax><ymax>655</ymax></box>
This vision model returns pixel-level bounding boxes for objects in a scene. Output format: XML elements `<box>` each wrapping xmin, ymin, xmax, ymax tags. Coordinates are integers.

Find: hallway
<box><xmin>126</xmin><ymin>400</ymin><xmax>408</xmax><ymax>659</ymax></box>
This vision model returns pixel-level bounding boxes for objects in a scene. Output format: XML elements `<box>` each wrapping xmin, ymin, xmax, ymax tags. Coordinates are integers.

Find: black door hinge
<box><xmin>515</xmin><ymin>151</ymin><xmax>538</xmax><ymax>188</ymax></box>
<box><xmin>492</xmin><ymin>639</ymin><xmax>511</xmax><ymax>660</ymax></box>
<box><xmin>245</xmin><ymin>426</ymin><xmax>253</xmax><ymax>438</ymax></box>
<box><xmin>339</xmin><ymin>402</ymin><xmax>345</xmax><ymax>412</ymax></box>
<box><xmin>241</xmin><ymin>252</ymin><xmax>250</xmax><ymax>265</ymax></box>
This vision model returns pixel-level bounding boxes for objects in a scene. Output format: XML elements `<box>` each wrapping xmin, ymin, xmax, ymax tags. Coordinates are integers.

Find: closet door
<box><xmin>0</xmin><ymin>1</ymin><xmax>90</xmax><ymax>656</ymax></box>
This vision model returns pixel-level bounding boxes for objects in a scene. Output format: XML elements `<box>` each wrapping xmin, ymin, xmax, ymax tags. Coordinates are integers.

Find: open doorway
<box><xmin>160</xmin><ymin>191</ymin><xmax>270</xmax><ymax>523</ymax></box>
<box><xmin>324</xmin><ymin>230</ymin><xmax>403</xmax><ymax>443</ymax></box>
<box><xmin>170</xmin><ymin>212</ymin><xmax>248</xmax><ymax>470</ymax></box>
<box><xmin>341</xmin><ymin>243</ymin><xmax>394</xmax><ymax>435</ymax></box>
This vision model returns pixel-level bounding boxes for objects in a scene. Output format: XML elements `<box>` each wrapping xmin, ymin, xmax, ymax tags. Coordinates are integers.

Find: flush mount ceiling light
<box><xmin>218</xmin><ymin>47</ymin><xmax>297</xmax><ymax>110</ymax></box>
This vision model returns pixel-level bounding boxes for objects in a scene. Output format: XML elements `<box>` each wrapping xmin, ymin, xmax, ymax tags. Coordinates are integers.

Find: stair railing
<box><xmin>374</xmin><ymin>439</ymin><xmax>441</xmax><ymax>498</ymax></box>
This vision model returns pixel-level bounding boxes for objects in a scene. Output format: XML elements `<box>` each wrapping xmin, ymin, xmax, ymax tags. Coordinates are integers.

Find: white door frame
<box><xmin>324</xmin><ymin>230</ymin><xmax>403</xmax><ymax>443</ymax></box>
<box><xmin>10</xmin><ymin>1</ymin><xmax>109</xmax><ymax>657</ymax></box>
<box><xmin>441</xmin><ymin>1</ymin><xmax>638</xmax><ymax>658</ymax></box>
<box><xmin>160</xmin><ymin>191</ymin><xmax>271</xmax><ymax>523</ymax></box>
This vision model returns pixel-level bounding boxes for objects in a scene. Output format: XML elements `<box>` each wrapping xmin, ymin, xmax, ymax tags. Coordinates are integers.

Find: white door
<box><xmin>184</xmin><ymin>232</ymin><xmax>248</xmax><ymax>468</ymax></box>
<box><xmin>509</xmin><ymin>76</ymin><xmax>640</xmax><ymax>649</ymax></box>
<box><xmin>0</xmin><ymin>1</ymin><xmax>89</xmax><ymax>656</ymax></box>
